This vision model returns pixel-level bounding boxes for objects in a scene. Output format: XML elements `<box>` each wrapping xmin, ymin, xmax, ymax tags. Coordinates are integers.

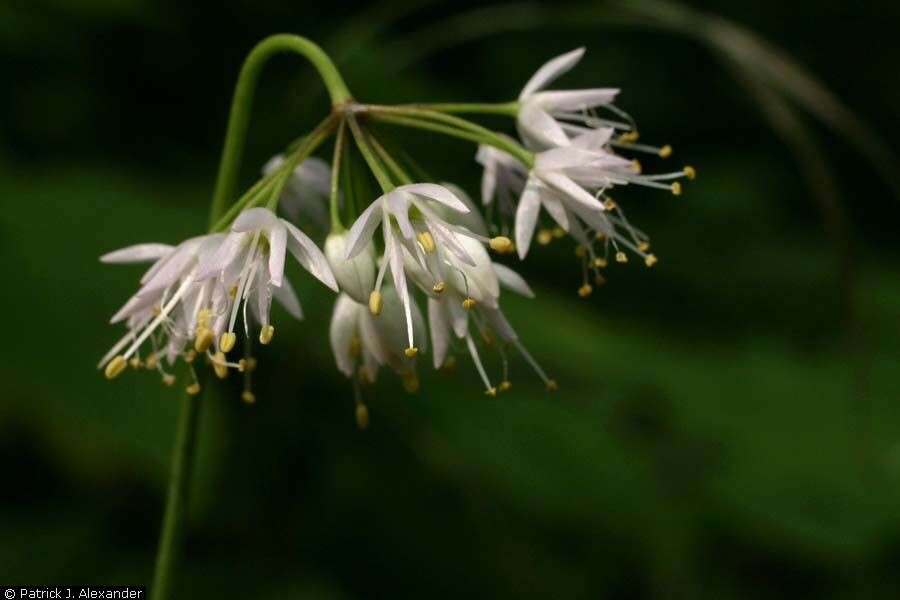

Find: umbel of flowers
<box><xmin>99</xmin><ymin>44</ymin><xmax>694</xmax><ymax>426</ymax></box>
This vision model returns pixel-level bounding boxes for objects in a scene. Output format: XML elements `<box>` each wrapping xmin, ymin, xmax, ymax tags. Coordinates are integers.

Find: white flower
<box><xmin>427</xmin><ymin>260</ymin><xmax>554</xmax><ymax>395</ymax></box>
<box><xmin>517</xmin><ymin>47</ymin><xmax>620</xmax><ymax>150</ymax></box>
<box><xmin>329</xmin><ymin>287</ymin><xmax>426</xmax><ymax>388</ymax></box>
<box><xmin>344</xmin><ymin>183</ymin><xmax>499</xmax><ymax>356</ymax></box>
<box><xmin>324</xmin><ymin>231</ymin><xmax>376</xmax><ymax>305</ymax></box>
<box><xmin>264</xmin><ymin>155</ymin><xmax>332</xmax><ymax>231</ymax></box>
<box><xmin>97</xmin><ymin>234</ymin><xmax>223</xmax><ymax>382</ymax></box>
<box><xmin>196</xmin><ymin>207</ymin><xmax>338</xmax><ymax>350</ymax></box>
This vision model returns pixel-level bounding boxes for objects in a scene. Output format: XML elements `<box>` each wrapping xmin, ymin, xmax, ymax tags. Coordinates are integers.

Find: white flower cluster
<box><xmin>98</xmin><ymin>48</ymin><xmax>691</xmax><ymax>424</ymax></box>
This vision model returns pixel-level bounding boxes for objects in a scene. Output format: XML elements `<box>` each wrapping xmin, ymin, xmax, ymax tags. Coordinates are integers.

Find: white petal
<box><xmin>283</xmin><ymin>220</ymin><xmax>339</xmax><ymax>292</ymax></box>
<box><xmin>519</xmin><ymin>47</ymin><xmax>585</xmax><ymax>99</ymax></box>
<box><xmin>344</xmin><ymin>200</ymin><xmax>383</xmax><ymax>259</ymax></box>
<box><xmin>325</xmin><ymin>233</ymin><xmax>375</xmax><ymax>304</ymax></box>
<box><xmin>255</xmin><ymin>267</ymin><xmax>272</xmax><ymax>326</ymax></box>
<box><xmin>329</xmin><ymin>294</ymin><xmax>360</xmax><ymax>378</ymax></box>
<box><xmin>518</xmin><ymin>104</ymin><xmax>569</xmax><ymax>149</ymax></box>
<box><xmin>195</xmin><ymin>231</ymin><xmax>244</xmax><ymax>281</ymax></box>
<box><xmin>515</xmin><ymin>183</ymin><xmax>542</xmax><ymax>259</ymax></box>
<box><xmin>384</xmin><ymin>191</ymin><xmax>415</xmax><ymax>239</ymax></box>
<box><xmin>428</xmin><ymin>297</ymin><xmax>451</xmax><ymax>369</ymax></box>
<box><xmin>541</xmin><ymin>193</ymin><xmax>570</xmax><ymax>231</ymax></box>
<box><xmin>482</xmin><ymin>307</ymin><xmax>519</xmax><ymax>343</ymax></box>
<box><xmin>100</xmin><ymin>243</ymin><xmax>173</xmax><ymax>264</ymax></box>
<box><xmin>492</xmin><ymin>263</ymin><xmax>535</xmax><ymax>298</ymax></box>
<box><xmin>533</xmin><ymin>88</ymin><xmax>619</xmax><ymax>112</ymax></box>
<box><xmin>232</xmin><ymin>206</ymin><xmax>279</xmax><ymax>232</ymax></box>
<box><xmin>398</xmin><ymin>183</ymin><xmax>469</xmax><ymax>213</ymax></box>
<box><xmin>570</xmin><ymin>127</ymin><xmax>616</xmax><ymax>150</ymax></box>
<box><xmin>540</xmin><ymin>171</ymin><xmax>605</xmax><ymax>213</ymax></box>
<box><xmin>273</xmin><ymin>275</ymin><xmax>303</xmax><ymax>320</ymax></box>
<box><xmin>268</xmin><ymin>221</ymin><xmax>287</xmax><ymax>287</ymax></box>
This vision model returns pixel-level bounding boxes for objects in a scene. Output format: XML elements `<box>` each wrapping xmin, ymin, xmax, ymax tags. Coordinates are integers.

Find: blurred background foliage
<box><xmin>1</xmin><ymin>0</ymin><xmax>899</xmax><ymax>597</ymax></box>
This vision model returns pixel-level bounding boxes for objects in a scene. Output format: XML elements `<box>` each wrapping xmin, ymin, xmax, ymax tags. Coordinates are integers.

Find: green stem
<box><xmin>368</xmin><ymin>112</ymin><xmax>534</xmax><ymax>167</ymax></box>
<box><xmin>403</xmin><ymin>101</ymin><xmax>519</xmax><ymax>116</ymax></box>
<box><xmin>330</xmin><ymin>119</ymin><xmax>347</xmax><ymax>231</ymax></box>
<box><xmin>347</xmin><ymin>114</ymin><xmax>395</xmax><ymax>192</ymax></box>
<box><xmin>266</xmin><ymin>115</ymin><xmax>338</xmax><ymax>210</ymax></box>
<box><xmin>367</xmin><ymin>133</ymin><xmax>413</xmax><ymax>185</ymax></box>
<box><xmin>209</xmin><ymin>34</ymin><xmax>353</xmax><ymax>226</ymax></box>
<box><xmin>150</xmin><ymin>379</ymin><xmax>202</xmax><ymax>600</ymax></box>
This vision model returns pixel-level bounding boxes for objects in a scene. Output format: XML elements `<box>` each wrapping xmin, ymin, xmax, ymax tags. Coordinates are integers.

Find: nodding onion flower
<box><xmin>99</xmin><ymin>207</ymin><xmax>338</xmax><ymax>396</ymax></box>
<box><xmin>99</xmin><ymin>41</ymin><xmax>690</xmax><ymax>413</ymax></box>
<box><xmin>343</xmin><ymin>183</ymin><xmax>514</xmax><ymax>358</ymax></box>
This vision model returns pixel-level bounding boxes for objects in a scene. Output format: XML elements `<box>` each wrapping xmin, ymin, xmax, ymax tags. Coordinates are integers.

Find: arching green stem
<box><xmin>330</xmin><ymin>119</ymin><xmax>348</xmax><ymax>231</ymax></box>
<box><xmin>347</xmin><ymin>114</ymin><xmax>395</xmax><ymax>193</ymax></box>
<box><xmin>209</xmin><ymin>34</ymin><xmax>353</xmax><ymax>227</ymax></box>
<box><xmin>403</xmin><ymin>101</ymin><xmax>519</xmax><ymax>116</ymax></box>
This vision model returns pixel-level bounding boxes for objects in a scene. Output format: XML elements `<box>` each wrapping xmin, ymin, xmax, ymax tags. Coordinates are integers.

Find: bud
<box><xmin>325</xmin><ymin>232</ymin><xmax>376</xmax><ymax>304</ymax></box>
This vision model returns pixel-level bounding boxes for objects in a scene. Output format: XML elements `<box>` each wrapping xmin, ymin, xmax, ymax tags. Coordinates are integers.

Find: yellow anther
<box><xmin>644</xmin><ymin>254</ymin><xmax>658</xmax><ymax>267</ymax></box>
<box><xmin>349</xmin><ymin>336</ymin><xmax>362</xmax><ymax>358</ymax></box>
<box><xmin>369</xmin><ymin>290</ymin><xmax>383</xmax><ymax>316</ymax></box>
<box><xmin>357</xmin><ymin>366</ymin><xmax>374</xmax><ymax>384</ymax></box>
<box><xmin>552</xmin><ymin>226</ymin><xmax>565</xmax><ymax>239</ymax></box>
<box><xmin>129</xmin><ymin>357</ymin><xmax>142</xmax><ymax>369</ymax></box>
<box><xmin>489</xmin><ymin>236</ymin><xmax>513</xmax><ymax>253</ymax></box>
<box><xmin>259</xmin><ymin>325</ymin><xmax>274</xmax><ymax>345</ymax></box>
<box><xmin>355</xmin><ymin>403</ymin><xmax>370</xmax><ymax>430</ymax></box>
<box><xmin>417</xmin><ymin>231</ymin><xmax>436</xmax><ymax>253</ymax></box>
<box><xmin>499</xmin><ymin>380</ymin><xmax>512</xmax><ymax>392</ymax></box>
<box><xmin>671</xmin><ymin>181</ymin><xmax>682</xmax><ymax>196</ymax></box>
<box><xmin>632</xmin><ymin>160</ymin><xmax>642</xmax><ymax>174</ymax></box>
<box><xmin>593</xmin><ymin>257</ymin><xmax>608</xmax><ymax>269</ymax></box>
<box><xmin>104</xmin><ymin>356</ymin><xmax>127</xmax><ymax>380</ymax></box>
<box><xmin>658</xmin><ymin>144</ymin><xmax>673</xmax><ymax>158</ymax></box>
<box><xmin>196</xmin><ymin>308</ymin><xmax>212</xmax><ymax>329</ymax></box>
<box><xmin>432</xmin><ymin>281</ymin><xmax>446</xmax><ymax>294</ymax></box>
<box><xmin>536</xmin><ymin>229</ymin><xmax>553</xmax><ymax>246</ymax></box>
<box><xmin>241</xmin><ymin>390</ymin><xmax>256</xmax><ymax>404</ymax></box>
<box><xmin>462</xmin><ymin>298</ymin><xmax>477</xmax><ymax>310</ymax></box>
<box><xmin>245</xmin><ymin>357</ymin><xmax>257</xmax><ymax>371</ymax></box>
<box><xmin>152</xmin><ymin>305</ymin><xmax>162</xmax><ymax>316</ymax></box>
<box><xmin>603</xmin><ymin>198</ymin><xmax>617</xmax><ymax>210</ymax></box>
<box><xmin>162</xmin><ymin>374</ymin><xmax>176</xmax><ymax>387</ymax></box>
<box><xmin>404</xmin><ymin>346</ymin><xmax>419</xmax><ymax>358</ymax></box>
<box><xmin>620</xmin><ymin>131</ymin><xmax>639</xmax><ymax>143</ymax></box>
<box><xmin>615</xmin><ymin>251</ymin><xmax>628</xmax><ymax>263</ymax></box>
<box><xmin>485</xmin><ymin>387</ymin><xmax>498</xmax><ymax>397</ymax></box>
<box><xmin>228</xmin><ymin>285</ymin><xmax>238</xmax><ymax>299</ymax></box>
<box><xmin>212</xmin><ymin>351</ymin><xmax>228</xmax><ymax>379</ymax></box>
<box><xmin>546</xmin><ymin>379</ymin><xmax>558</xmax><ymax>392</ymax></box>
<box><xmin>578</xmin><ymin>284</ymin><xmax>593</xmax><ymax>298</ymax></box>
<box><xmin>145</xmin><ymin>353</ymin><xmax>159</xmax><ymax>370</ymax></box>
<box><xmin>574</xmin><ymin>245</ymin><xmax>587</xmax><ymax>258</ymax></box>
<box><xmin>594</xmin><ymin>273</ymin><xmax>607</xmax><ymax>286</ymax></box>
<box><xmin>595</xmin><ymin>232</ymin><xmax>606</xmax><ymax>241</ymax></box>
<box><xmin>186</xmin><ymin>382</ymin><xmax>201</xmax><ymax>396</ymax></box>
<box><xmin>683</xmin><ymin>165</ymin><xmax>696</xmax><ymax>180</ymax></box>
<box><xmin>219</xmin><ymin>332</ymin><xmax>236</xmax><ymax>353</ymax></box>
<box><xmin>194</xmin><ymin>327</ymin><xmax>214</xmax><ymax>353</ymax></box>
<box><xmin>638</xmin><ymin>241</ymin><xmax>651</xmax><ymax>252</ymax></box>
<box><xmin>184</xmin><ymin>349</ymin><xmax>197</xmax><ymax>364</ymax></box>
<box><xmin>440</xmin><ymin>355</ymin><xmax>457</xmax><ymax>373</ymax></box>
<box><xmin>402</xmin><ymin>372</ymin><xmax>420</xmax><ymax>393</ymax></box>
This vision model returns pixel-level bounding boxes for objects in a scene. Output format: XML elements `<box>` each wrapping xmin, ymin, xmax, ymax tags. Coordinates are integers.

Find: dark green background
<box><xmin>2</xmin><ymin>0</ymin><xmax>899</xmax><ymax>597</ymax></box>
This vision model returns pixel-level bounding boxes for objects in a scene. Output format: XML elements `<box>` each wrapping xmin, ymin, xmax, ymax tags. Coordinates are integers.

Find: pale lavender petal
<box><xmin>515</xmin><ymin>183</ymin><xmax>542</xmax><ymax>259</ymax></box>
<box><xmin>492</xmin><ymin>263</ymin><xmax>535</xmax><ymax>298</ymax></box>
<box><xmin>283</xmin><ymin>220</ymin><xmax>339</xmax><ymax>292</ymax></box>
<box><xmin>519</xmin><ymin>47</ymin><xmax>585</xmax><ymax>99</ymax></box>
<box><xmin>100</xmin><ymin>243</ymin><xmax>173</xmax><ymax>264</ymax></box>
<box><xmin>344</xmin><ymin>200</ymin><xmax>383</xmax><ymax>259</ymax></box>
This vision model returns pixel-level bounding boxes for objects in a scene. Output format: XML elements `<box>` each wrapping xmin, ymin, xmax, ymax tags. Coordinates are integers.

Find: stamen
<box><xmin>432</xmin><ymin>281</ymin><xmax>446</xmax><ymax>294</ymax></box>
<box><xmin>259</xmin><ymin>325</ymin><xmax>275</xmax><ymax>345</ymax></box>
<box><xmin>145</xmin><ymin>353</ymin><xmax>159</xmax><ymax>370</ymax></box>
<box><xmin>578</xmin><ymin>284</ymin><xmax>593</xmax><ymax>298</ymax></box>
<box><xmin>417</xmin><ymin>231</ymin><xmax>436</xmax><ymax>253</ymax></box>
<box><xmin>683</xmin><ymin>165</ymin><xmax>697</xmax><ymax>180</ymax></box>
<box><xmin>104</xmin><ymin>355</ymin><xmax>127</xmax><ymax>380</ymax></box>
<box><xmin>186</xmin><ymin>382</ymin><xmax>202</xmax><ymax>396</ymax></box>
<box><xmin>355</xmin><ymin>403</ymin><xmax>369</xmax><ymax>430</ymax></box>
<box><xmin>212</xmin><ymin>351</ymin><xmax>229</xmax><ymax>379</ymax></box>
<box><xmin>241</xmin><ymin>390</ymin><xmax>256</xmax><ymax>404</ymax></box>
<box><xmin>462</xmin><ymin>298</ymin><xmax>477</xmax><ymax>310</ymax></box>
<box><xmin>369</xmin><ymin>290</ymin><xmax>383</xmax><ymax>316</ymax></box>
<box><xmin>552</xmin><ymin>227</ymin><xmax>565</xmax><ymax>239</ymax></box>
<box><xmin>465</xmin><ymin>333</ymin><xmax>494</xmax><ymax>395</ymax></box>
<box><xmin>402</xmin><ymin>372</ymin><xmax>420</xmax><ymax>393</ymax></box>
<box><xmin>537</xmin><ymin>229</ymin><xmax>553</xmax><ymax>246</ymax></box>
<box><xmin>615</xmin><ymin>251</ymin><xmax>628</xmax><ymax>263</ymax></box>
<box><xmin>184</xmin><ymin>349</ymin><xmax>197</xmax><ymax>364</ymax></box>
<box><xmin>499</xmin><ymin>380</ymin><xmax>512</xmax><ymax>392</ymax></box>
<box><xmin>489</xmin><ymin>236</ymin><xmax>513</xmax><ymax>253</ymax></box>
<box><xmin>510</xmin><ymin>338</ymin><xmax>553</xmax><ymax>389</ymax></box>
<box><xmin>644</xmin><ymin>254</ymin><xmax>658</xmax><ymax>267</ymax></box>
<box><xmin>220</xmin><ymin>332</ymin><xmax>236</xmax><ymax>353</ymax></box>
<box><xmin>593</xmin><ymin>257</ymin><xmax>607</xmax><ymax>268</ymax></box>
<box><xmin>129</xmin><ymin>357</ymin><xmax>142</xmax><ymax>369</ymax></box>
<box><xmin>671</xmin><ymin>182</ymin><xmax>682</xmax><ymax>196</ymax></box>
<box><xmin>404</xmin><ymin>347</ymin><xmax>419</xmax><ymax>358</ymax></box>
<box><xmin>658</xmin><ymin>144</ymin><xmax>673</xmax><ymax>158</ymax></box>
<box><xmin>194</xmin><ymin>327</ymin><xmax>214</xmax><ymax>353</ymax></box>
<box><xmin>162</xmin><ymin>373</ymin><xmax>176</xmax><ymax>386</ymax></box>
<box><xmin>546</xmin><ymin>380</ymin><xmax>558</xmax><ymax>392</ymax></box>
<box><xmin>638</xmin><ymin>241</ymin><xmax>651</xmax><ymax>252</ymax></box>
